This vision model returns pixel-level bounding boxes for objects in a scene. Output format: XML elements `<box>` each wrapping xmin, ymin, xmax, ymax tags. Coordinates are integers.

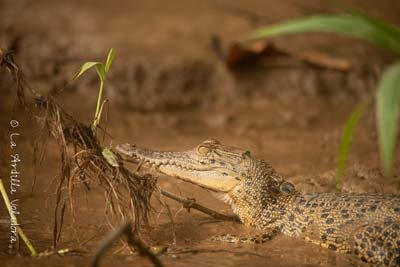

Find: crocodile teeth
<box><xmin>133</xmin><ymin>157</ymin><xmax>200</xmax><ymax>172</ymax></box>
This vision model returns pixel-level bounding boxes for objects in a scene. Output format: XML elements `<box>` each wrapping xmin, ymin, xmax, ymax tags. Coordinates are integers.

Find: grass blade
<box><xmin>72</xmin><ymin>62</ymin><xmax>101</xmax><ymax>80</ymax></box>
<box><xmin>336</xmin><ymin>99</ymin><xmax>371</xmax><ymax>189</ymax></box>
<box><xmin>0</xmin><ymin>179</ymin><xmax>37</xmax><ymax>256</ymax></box>
<box><xmin>105</xmin><ymin>48</ymin><xmax>115</xmax><ymax>73</ymax></box>
<box><xmin>376</xmin><ymin>62</ymin><xmax>400</xmax><ymax>178</ymax></box>
<box><xmin>245</xmin><ymin>14</ymin><xmax>400</xmax><ymax>53</ymax></box>
<box><xmin>95</xmin><ymin>64</ymin><xmax>106</xmax><ymax>82</ymax></box>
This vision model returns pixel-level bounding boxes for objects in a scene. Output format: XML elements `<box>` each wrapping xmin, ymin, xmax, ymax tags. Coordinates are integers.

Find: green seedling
<box><xmin>73</xmin><ymin>48</ymin><xmax>115</xmax><ymax>135</ymax></box>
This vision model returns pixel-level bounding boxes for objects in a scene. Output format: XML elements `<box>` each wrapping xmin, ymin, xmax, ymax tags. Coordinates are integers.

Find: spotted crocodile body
<box><xmin>116</xmin><ymin>140</ymin><xmax>400</xmax><ymax>266</ymax></box>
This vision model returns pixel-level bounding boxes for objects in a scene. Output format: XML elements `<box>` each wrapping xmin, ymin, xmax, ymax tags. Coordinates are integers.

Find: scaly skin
<box><xmin>116</xmin><ymin>140</ymin><xmax>400</xmax><ymax>266</ymax></box>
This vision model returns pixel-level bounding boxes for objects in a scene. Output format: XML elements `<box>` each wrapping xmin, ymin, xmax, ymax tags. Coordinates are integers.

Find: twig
<box><xmin>0</xmin><ymin>179</ymin><xmax>37</xmax><ymax>256</ymax></box>
<box><xmin>37</xmin><ymin>248</ymin><xmax>88</xmax><ymax>257</ymax></box>
<box><xmin>160</xmin><ymin>189</ymin><xmax>240</xmax><ymax>222</ymax></box>
<box><xmin>125</xmin><ymin>225</ymin><xmax>164</xmax><ymax>267</ymax></box>
<box><xmin>168</xmin><ymin>248</ymin><xmax>266</xmax><ymax>258</ymax></box>
<box><xmin>90</xmin><ymin>221</ymin><xmax>163</xmax><ymax>267</ymax></box>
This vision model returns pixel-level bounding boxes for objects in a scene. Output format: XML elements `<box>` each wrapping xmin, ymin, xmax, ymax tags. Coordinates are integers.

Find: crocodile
<box><xmin>116</xmin><ymin>139</ymin><xmax>400</xmax><ymax>266</ymax></box>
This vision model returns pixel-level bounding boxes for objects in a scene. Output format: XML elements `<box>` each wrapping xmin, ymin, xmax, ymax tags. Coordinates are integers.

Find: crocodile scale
<box><xmin>116</xmin><ymin>140</ymin><xmax>400</xmax><ymax>266</ymax></box>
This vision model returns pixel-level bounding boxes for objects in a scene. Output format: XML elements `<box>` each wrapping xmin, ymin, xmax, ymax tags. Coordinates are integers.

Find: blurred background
<box><xmin>0</xmin><ymin>0</ymin><xmax>399</xmax><ymax>266</ymax></box>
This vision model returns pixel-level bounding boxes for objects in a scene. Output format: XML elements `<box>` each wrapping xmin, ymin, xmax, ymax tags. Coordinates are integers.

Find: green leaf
<box><xmin>336</xmin><ymin>99</ymin><xmax>371</xmax><ymax>189</ymax></box>
<box><xmin>105</xmin><ymin>48</ymin><xmax>115</xmax><ymax>73</ymax></box>
<box><xmin>102</xmin><ymin>148</ymin><xmax>119</xmax><ymax>167</ymax></box>
<box><xmin>376</xmin><ymin>62</ymin><xmax>400</xmax><ymax>178</ymax></box>
<box><xmin>95</xmin><ymin>63</ymin><xmax>106</xmax><ymax>82</ymax></box>
<box><xmin>72</xmin><ymin>61</ymin><xmax>101</xmax><ymax>80</ymax></box>
<box><xmin>245</xmin><ymin>14</ymin><xmax>400</xmax><ymax>53</ymax></box>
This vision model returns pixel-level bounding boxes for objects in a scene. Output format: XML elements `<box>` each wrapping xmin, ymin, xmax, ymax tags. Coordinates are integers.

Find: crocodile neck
<box><xmin>225</xmin><ymin>158</ymin><xmax>301</xmax><ymax>230</ymax></box>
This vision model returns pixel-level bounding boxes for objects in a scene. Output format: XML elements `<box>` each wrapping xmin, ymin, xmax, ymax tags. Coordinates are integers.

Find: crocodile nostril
<box><xmin>242</xmin><ymin>151</ymin><xmax>251</xmax><ymax>158</ymax></box>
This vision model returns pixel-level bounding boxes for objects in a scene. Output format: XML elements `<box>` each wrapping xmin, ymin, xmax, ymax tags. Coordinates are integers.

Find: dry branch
<box><xmin>91</xmin><ymin>221</ymin><xmax>163</xmax><ymax>267</ymax></box>
<box><xmin>160</xmin><ymin>189</ymin><xmax>240</xmax><ymax>222</ymax></box>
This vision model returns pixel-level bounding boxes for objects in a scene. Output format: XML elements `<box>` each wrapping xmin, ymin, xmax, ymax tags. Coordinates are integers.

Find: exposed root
<box><xmin>37</xmin><ymin>97</ymin><xmax>158</xmax><ymax>247</ymax></box>
<box><xmin>154</xmin><ymin>189</ymin><xmax>177</xmax><ymax>245</ymax></box>
<box><xmin>1</xmin><ymin>48</ymin><xmax>157</xmax><ymax>250</ymax></box>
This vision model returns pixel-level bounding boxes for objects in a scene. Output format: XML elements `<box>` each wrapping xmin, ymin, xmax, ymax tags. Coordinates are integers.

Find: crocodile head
<box><xmin>115</xmin><ymin>139</ymin><xmax>253</xmax><ymax>193</ymax></box>
<box><xmin>116</xmin><ymin>139</ymin><xmax>298</xmax><ymax>228</ymax></box>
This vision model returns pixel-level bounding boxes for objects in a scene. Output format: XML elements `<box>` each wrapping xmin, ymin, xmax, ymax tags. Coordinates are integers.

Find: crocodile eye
<box><xmin>197</xmin><ymin>145</ymin><xmax>211</xmax><ymax>155</ymax></box>
<box><xmin>280</xmin><ymin>182</ymin><xmax>295</xmax><ymax>195</ymax></box>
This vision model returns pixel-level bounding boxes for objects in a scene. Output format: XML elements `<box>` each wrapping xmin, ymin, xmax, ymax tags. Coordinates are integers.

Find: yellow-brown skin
<box><xmin>116</xmin><ymin>140</ymin><xmax>400</xmax><ymax>266</ymax></box>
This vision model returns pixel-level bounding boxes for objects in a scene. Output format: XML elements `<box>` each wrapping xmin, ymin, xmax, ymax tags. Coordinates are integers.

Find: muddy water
<box><xmin>1</xmin><ymin>0</ymin><xmax>400</xmax><ymax>266</ymax></box>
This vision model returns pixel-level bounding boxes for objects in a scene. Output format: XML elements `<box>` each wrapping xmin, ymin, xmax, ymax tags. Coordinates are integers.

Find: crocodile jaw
<box><xmin>158</xmin><ymin>164</ymin><xmax>239</xmax><ymax>192</ymax></box>
<box><xmin>115</xmin><ymin>143</ymin><xmax>240</xmax><ymax>192</ymax></box>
